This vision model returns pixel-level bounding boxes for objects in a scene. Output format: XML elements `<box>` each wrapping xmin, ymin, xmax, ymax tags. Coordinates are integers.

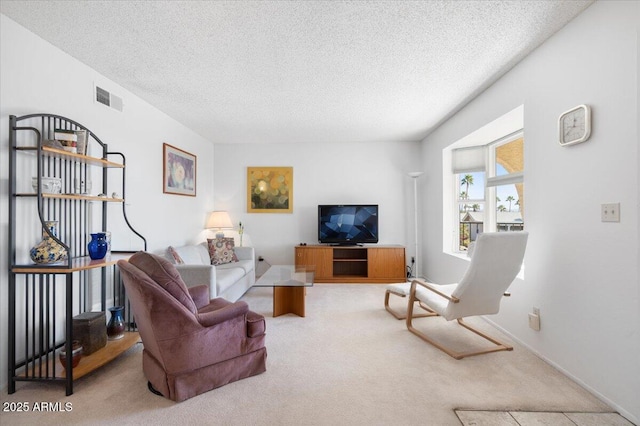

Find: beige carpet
<box><xmin>1</xmin><ymin>284</ymin><xmax>620</xmax><ymax>425</ymax></box>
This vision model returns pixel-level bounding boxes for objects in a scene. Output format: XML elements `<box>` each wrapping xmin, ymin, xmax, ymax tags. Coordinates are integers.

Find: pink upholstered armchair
<box><xmin>117</xmin><ymin>251</ymin><xmax>266</xmax><ymax>402</ymax></box>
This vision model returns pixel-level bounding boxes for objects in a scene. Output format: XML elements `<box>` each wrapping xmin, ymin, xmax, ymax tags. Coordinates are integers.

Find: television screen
<box><xmin>318</xmin><ymin>205</ymin><xmax>379</xmax><ymax>245</ymax></box>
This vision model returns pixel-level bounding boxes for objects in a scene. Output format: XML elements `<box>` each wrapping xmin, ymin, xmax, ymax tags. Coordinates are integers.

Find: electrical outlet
<box><xmin>528</xmin><ymin>313</ymin><xmax>540</xmax><ymax>331</ymax></box>
<box><xmin>529</xmin><ymin>306</ymin><xmax>540</xmax><ymax>331</ymax></box>
<box><xmin>601</xmin><ymin>203</ymin><xmax>620</xmax><ymax>222</ymax></box>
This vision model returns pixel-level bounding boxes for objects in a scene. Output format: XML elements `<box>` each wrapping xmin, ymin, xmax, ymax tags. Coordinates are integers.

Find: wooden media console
<box><xmin>295</xmin><ymin>245</ymin><xmax>406</xmax><ymax>283</ymax></box>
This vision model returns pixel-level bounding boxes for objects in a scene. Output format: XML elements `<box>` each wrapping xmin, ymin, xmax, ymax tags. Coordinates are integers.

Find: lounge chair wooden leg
<box><xmin>456</xmin><ymin>319</ymin><xmax>513</xmax><ymax>353</ymax></box>
<box><xmin>384</xmin><ymin>290</ymin><xmax>404</xmax><ymax>319</ymax></box>
<box><xmin>406</xmin><ymin>294</ymin><xmax>512</xmax><ymax>359</ymax></box>
<box><xmin>406</xmin><ymin>309</ymin><xmax>464</xmax><ymax>359</ymax></box>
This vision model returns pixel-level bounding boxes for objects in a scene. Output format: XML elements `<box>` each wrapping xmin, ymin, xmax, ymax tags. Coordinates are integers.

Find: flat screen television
<box><xmin>318</xmin><ymin>204</ymin><xmax>379</xmax><ymax>245</ymax></box>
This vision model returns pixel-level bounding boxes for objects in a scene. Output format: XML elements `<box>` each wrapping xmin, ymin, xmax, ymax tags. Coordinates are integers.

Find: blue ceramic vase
<box><xmin>107</xmin><ymin>306</ymin><xmax>125</xmax><ymax>340</ymax></box>
<box><xmin>88</xmin><ymin>232</ymin><xmax>108</xmax><ymax>260</ymax></box>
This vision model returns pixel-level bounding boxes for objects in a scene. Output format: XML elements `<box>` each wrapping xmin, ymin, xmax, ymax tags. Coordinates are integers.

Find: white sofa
<box><xmin>165</xmin><ymin>242</ymin><xmax>256</xmax><ymax>302</ymax></box>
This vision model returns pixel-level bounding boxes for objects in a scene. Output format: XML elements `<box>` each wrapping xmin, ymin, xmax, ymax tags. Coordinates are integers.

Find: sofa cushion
<box><xmin>129</xmin><ymin>251</ymin><xmax>198</xmax><ymax>314</ymax></box>
<box><xmin>216</xmin><ymin>267</ymin><xmax>245</xmax><ymax>295</ymax></box>
<box><xmin>170</xmin><ymin>243</ymin><xmax>210</xmax><ymax>265</ymax></box>
<box><xmin>207</xmin><ymin>238</ymin><xmax>239</xmax><ymax>265</ymax></box>
<box><xmin>217</xmin><ymin>259</ymin><xmax>254</xmax><ymax>275</ymax></box>
<box><xmin>167</xmin><ymin>246</ymin><xmax>185</xmax><ymax>264</ymax></box>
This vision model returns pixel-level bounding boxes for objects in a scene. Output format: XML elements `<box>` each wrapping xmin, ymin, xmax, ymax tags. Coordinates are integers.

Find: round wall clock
<box><xmin>558</xmin><ymin>104</ymin><xmax>591</xmax><ymax>146</ymax></box>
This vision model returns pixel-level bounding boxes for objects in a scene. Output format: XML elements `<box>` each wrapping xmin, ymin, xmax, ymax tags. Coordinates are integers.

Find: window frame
<box><xmin>453</xmin><ymin>129</ymin><xmax>524</xmax><ymax>253</ymax></box>
<box><xmin>441</xmin><ymin>105</ymin><xmax>524</xmax><ymax>258</ymax></box>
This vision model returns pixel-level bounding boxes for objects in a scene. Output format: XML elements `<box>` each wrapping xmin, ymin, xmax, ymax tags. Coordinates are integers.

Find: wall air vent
<box><xmin>94</xmin><ymin>85</ymin><xmax>124</xmax><ymax>112</ymax></box>
<box><xmin>96</xmin><ymin>86</ymin><xmax>110</xmax><ymax>106</ymax></box>
<box><xmin>110</xmin><ymin>94</ymin><xmax>123</xmax><ymax>112</ymax></box>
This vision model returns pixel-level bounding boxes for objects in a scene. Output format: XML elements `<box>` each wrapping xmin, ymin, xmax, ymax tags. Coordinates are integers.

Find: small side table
<box><xmin>253</xmin><ymin>265</ymin><xmax>314</xmax><ymax>317</ymax></box>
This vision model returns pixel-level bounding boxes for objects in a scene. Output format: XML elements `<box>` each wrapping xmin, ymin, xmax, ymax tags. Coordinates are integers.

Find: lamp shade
<box><xmin>206</xmin><ymin>211</ymin><xmax>233</xmax><ymax>230</ymax></box>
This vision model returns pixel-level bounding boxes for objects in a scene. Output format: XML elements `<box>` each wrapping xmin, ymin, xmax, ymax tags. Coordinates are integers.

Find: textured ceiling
<box><xmin>1</xmin><ymin>1</ymin><xmax>594</xmax><ymax>144</ymax></box>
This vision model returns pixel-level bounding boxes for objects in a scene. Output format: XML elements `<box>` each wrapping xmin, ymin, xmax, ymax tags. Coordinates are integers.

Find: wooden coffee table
<box><xmin>253</xmin><ymin>265</ymin><xmax>314</xmax><ymax>317</ymax></box>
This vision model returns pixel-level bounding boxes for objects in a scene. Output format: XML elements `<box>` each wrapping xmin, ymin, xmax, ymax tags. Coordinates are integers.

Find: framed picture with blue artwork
<box><xmin>163</xmin><ymin>143</ymin><xmax>196</xmax><ymax>196</ymax></box>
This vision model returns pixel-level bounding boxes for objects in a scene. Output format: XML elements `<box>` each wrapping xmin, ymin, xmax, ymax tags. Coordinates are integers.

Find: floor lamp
<box><xmin>408</xmin><ymin>172</ymin><xmax>424</xmax><ymax>279</ymax></box>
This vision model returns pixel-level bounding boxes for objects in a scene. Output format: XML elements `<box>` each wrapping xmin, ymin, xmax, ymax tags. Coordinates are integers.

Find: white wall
<box><xmin>213</xmin><ymin>141</ymin><xmax>422</xmax><ymax>265</ymax></box>
<box><xmin>0</xmin><ymin>15</ymin><xmax>215</xmax><ymax>390</ymax></box>
<box><xmin>420</xmin><ymin>1</ymin><xmax>638</xmax><ymax>422</ymax></box>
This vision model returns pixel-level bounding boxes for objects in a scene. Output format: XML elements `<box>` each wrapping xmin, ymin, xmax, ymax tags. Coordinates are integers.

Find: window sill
<box><xmin>445</xmin><ymin>250</ymin><xmax>471</xmax><ymax>262</ymax></box>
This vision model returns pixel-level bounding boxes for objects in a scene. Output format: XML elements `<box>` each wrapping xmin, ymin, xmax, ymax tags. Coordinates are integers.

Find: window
<box><xmin>491</xmin><ymin>137</ymin><xmax>524</xmax><ymax>234</ymax></box>
<box><xmin>457</xmin><ymin>171</ymin><xmax>485</xmax><ymax>250</ymax></box>
<box><xmin>442</xmin><ymin>105</ymin><xmax>524</xmax><ymax>255</ymax></box>
<box><xmin>454</xmin><ymin>132</ymin><xmax>524</xmax><ymax>252</ymax></box>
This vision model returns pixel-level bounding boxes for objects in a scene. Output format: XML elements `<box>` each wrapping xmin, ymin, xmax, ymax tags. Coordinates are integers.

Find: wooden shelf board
<box><xmin>12</xmin><ymin>253</ymin><xmax>133</xmax><ymax>273</ymax></box>
<box><xmin>16</xmin><ymin>146</ymin><xmax>123</xmax><ymax>168</ymax></box>
<box><xmin>47</xmin><ymin>193</ymin><xmax>124</xmax><ymax>202</ymax></box>
<box><xmin>18</xmin><ymin>332</ymin><xmax>140</xmax><ymax>380</ymax></box>
<box><xmin>333</xmin><ymin>259</ymin><xmax>367</xmax><ymax>262</ymax></box>
<box><xmin>316</xmin><ymin>277</ymin><xmax>405</xmax><ymax>283</ymax></box>
<box><xmin>15</xmin><ymin>193</ymin><xmax>124</xmax><ymax>202</ymax></box>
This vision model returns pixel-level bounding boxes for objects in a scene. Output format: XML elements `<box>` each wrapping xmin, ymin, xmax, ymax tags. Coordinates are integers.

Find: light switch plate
<box><xmin>601</xmin><ymin>203</ymin><xmax>620</xmax><ymax>222</ymax></box>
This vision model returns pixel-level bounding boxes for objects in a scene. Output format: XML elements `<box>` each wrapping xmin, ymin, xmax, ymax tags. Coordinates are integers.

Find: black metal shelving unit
<box><xmin>8</xmin><ymin>113</ymin><xmax>147</xmax><ymax>395</ymax></box>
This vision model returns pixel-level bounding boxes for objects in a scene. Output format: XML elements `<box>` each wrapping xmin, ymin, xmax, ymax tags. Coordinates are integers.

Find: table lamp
<box><xmin>206</xmin><ymin>211</ymin><xmax>233</xmax><ymax>238</ymax></box>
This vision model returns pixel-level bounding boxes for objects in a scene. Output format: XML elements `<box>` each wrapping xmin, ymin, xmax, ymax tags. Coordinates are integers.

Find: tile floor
<box><xmin>455</xmin><ymin>410</ymin><xmax>635</xmax><ymax>426</ymax></box>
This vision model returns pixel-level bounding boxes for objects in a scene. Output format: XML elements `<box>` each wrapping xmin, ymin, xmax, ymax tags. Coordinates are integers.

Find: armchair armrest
<box><xmin>175</xmin><ymin>264</ymin><xmax>217</xmax><ymax>299</ymax></box>
<box><xmin>410</xmin><ymin>279</ymin><xmax>460</xmax><ymax>303</ymax></box>
<box><xmin>188</xmin><ymin>285</ymin><xmax>210</xmax><ymax>310</ymax></box>
<box><xmin>197</xmin><ymin>301</ymin><xmax>249</xmax><ymax>327</ymax></box>
<box><xmin>233</xmin><ymin>246</ymin><xmax>255</xmax><ymax>262</ymax></box>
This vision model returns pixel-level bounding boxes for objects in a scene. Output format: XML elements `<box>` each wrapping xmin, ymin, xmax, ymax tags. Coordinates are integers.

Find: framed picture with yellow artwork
<box><xmin>247</xmin><ymin>167</ymin><xmax>293</xmax><ymax>213</ymax></box>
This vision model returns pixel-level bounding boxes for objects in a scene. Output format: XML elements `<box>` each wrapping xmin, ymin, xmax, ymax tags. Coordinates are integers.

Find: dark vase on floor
<box><xmin>59</xmin><ymin>340</ymin><xmax>83</xmax><ymax>369</ymax></box>
<box><xmin>88</xmin><ymin>232</ymin><xmax>108</xmax><ymax>260</ymax></box>
<box><xmin>107</xmin><ymin>306</ymin><xmax>125</xmax><ymax>340</ymax></box>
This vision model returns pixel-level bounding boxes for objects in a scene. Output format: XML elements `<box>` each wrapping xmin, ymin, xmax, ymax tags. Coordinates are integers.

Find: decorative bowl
<box><xmin>59</xmin><ymin>340</ymin><xmax>83</xmax><ymax>369</ymax></box>
<box><xmin>32</xmin><ymin>177</ymin><xmax>62</xmax><ymax>194</ymax></box>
